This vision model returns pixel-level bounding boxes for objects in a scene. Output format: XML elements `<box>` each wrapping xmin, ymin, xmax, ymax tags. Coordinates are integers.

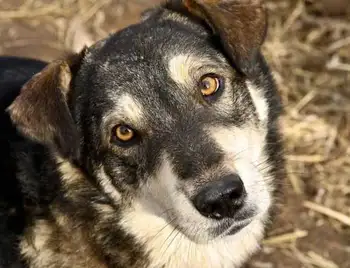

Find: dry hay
<box><xmin>0</xmin><ymin>0</ymin><xmax>349</xmax><ymax>267</ymax></box>
<box><xmin>257</xmin><ymin>1</ymin><xmax>350</xmax><ymax>267</ymax></box>
<box><xmin>264</xmin><ymin>0</ymin><xmax>350</xmax><ymax>230</ymax></box>
<box><xmin>265</xmin><ymin>0</ymin><xmax>350</xmax><ymax>213</ymax></box>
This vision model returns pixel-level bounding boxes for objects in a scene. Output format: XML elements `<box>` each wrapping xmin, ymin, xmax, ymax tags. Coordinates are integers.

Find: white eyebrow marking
<box><xmin>167</xmin><ymin>54</ymin><xmax>208</xmax><ymax>86</ymax></box>
<box><xmin>117</xmin><ymin>94</ymin><xmax>144</xmax><ymax>125</ymax></box>
<box><xmin>168</xmin><ymin>54</ymin><xmax>192</xmax><ymax>85</ymax></box>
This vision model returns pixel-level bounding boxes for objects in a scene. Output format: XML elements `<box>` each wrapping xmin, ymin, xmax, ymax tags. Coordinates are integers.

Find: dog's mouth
<box><xmin>209</xmin><ymin>207</ymin><xmax>257</xmax><ymax>239</ymax></box>
<box><xmin>168</xmin><ymin>204</ymin><xmax>259</xmax><ymax>243</ymax></box>
<box><xmin>215</xmin><ymin>218</ymin><xmax>253</xmax><ymax>238</ymax></box>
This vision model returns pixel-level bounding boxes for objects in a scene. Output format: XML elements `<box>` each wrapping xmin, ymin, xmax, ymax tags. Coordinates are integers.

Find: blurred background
<box><xmin>0</xmin><ymin>0</ymin><xmax>349</xmax><ymax>267</ymax></box>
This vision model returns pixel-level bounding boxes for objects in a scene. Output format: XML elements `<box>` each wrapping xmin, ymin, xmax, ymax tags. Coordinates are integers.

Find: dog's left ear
<box><xmin>166</xmin><ymin>0</ymin><xmax>267</xmax><ymax>76</ymax></box>
<box><xmin>7</xmin><ymin>50</ymin><xmax>86</xmax><ymax>161</ymax></box>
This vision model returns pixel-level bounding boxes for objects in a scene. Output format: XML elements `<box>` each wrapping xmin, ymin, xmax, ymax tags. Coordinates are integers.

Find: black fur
<box><xmin>0</xmin><ymin>58</ymin><xmax>42</xmax><ymax>268</ymax></box>
<box><xmin>0</xmin><ymin>1</ymin><xmax>284</xmax><ymax>267</ymax></box>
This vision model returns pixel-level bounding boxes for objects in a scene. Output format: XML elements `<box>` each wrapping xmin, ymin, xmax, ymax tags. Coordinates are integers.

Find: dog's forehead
<box><xmin>74</xmin><ymin>15</ymin><xmax>236</xmax><ymax>131</ymax></box>
<box><xmin>81</xmin><ymin>19</ymin><xmax>225</xmax><ymax>100</ymax></box>
<box><xmin>85</xmin><ymin>17</ymin><xmax>218</xmax><ymax>70</ymax></box>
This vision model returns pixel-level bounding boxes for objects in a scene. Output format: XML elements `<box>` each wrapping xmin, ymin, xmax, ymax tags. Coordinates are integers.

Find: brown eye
<box><xmin>199</xmin><ymin>74</ymin><xmax>222</xmax><ymax>96</ymax></box>
<box><xmin>113</xmin><ymin>125</ymin><xmax>135</xmax><ymax>142</ymax></box>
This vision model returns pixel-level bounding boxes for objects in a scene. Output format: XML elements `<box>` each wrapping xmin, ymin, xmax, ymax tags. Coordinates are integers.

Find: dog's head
<box><xmin>9</xmin><ymin>0</ymin><xmax>283</xmax><ymax>265</ymax></box>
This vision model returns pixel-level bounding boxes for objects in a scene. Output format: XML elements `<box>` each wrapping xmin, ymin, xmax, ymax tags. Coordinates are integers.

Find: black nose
<box><xmin>193</xmin><ymin>174</ymin><xmax>246</xmax><ymax>220</ymax></box>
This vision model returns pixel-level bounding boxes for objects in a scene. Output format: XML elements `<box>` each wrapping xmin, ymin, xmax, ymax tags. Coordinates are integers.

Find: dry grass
<box><xmin>258</xmin><ymin>1</ymin><xmax>350</xmax><ymax>266</ymax></box>
<box><xmin>0</xmin><ymin>0</ymin><xmax>349</xmax><ymax>267</ymax></box>
<box><xmin>264</xmin><ymin>0</ymin><xmax>350</xmax><ymax>214</ymax></box>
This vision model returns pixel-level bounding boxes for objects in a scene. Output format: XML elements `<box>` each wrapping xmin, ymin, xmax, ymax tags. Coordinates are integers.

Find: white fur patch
<box><xmin>117</xmin><ymin>94</ymin><xmax>144</xmax><ymax>125</ymax></box>
<box><xmin>56</xmin><ymin>157</ymin><xmax>84</xmax><ymax>185</ymax></box>
<box><xmin>168</xmin><ymin>54</ymin><xmax>194</xmax><ymax>86</ymax></box>
<box><xmin>119</xmin><ymin>156</ymin><xmax>268</xmax><ymax>268</ymax></box>
<box><xmin>167</xmin><ymin>54</ymin><xmax>213</xmax><ymax>87</ymax></box>
<box><xmin>96</xmin><ymin>167</ymin><xmax>121</xmax><ymax>203</ymax></box>
<box><xmin>20</xmin><ymin>220</ymin><xmax>53</xmax><ymax>267</ymax></box>
<box><xmin>208</xmin><ymin>126</ymin><xmax>272</xmax><ymax>216</ymax></box>
<box><xmin>246</xmin><ymin>81</ymin><xmax>269</xmax><ymax>123</ymax></box>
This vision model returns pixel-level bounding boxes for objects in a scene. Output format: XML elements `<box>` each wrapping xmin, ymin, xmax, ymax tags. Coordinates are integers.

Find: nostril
<box><xmin>227</xmin><ymin>177</ymin><xmax>245</xmax><ymax>199</ymax></box>
<box><xmin>229</xmin><ymin>189</ymin><xmax>242</xmax><ymax>200</ymax></box>
<box><xmin>193</xmin><ymin>173</ymin><xmax>246</xmax><ymax>219</ymax></box>
<box><xmin>209</xmin><ymin>202</ymin><xmax>229</xmax><ymax>220</ymax></box>
<box><xmin>225</xmin><ymin>174</ymin><xmax>246</xmax><ymax>209</ymax></box>
<box><xmin>194</xmin><ymin>195</ymin><xmax>225</xmax><ymax>220</ymax></box>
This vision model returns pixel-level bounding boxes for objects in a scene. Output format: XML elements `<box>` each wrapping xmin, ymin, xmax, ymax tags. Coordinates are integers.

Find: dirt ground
<box><xmin>0</xmin><ymin>0</ymin><xmax>349</xmax><ymax>267</ymax></box>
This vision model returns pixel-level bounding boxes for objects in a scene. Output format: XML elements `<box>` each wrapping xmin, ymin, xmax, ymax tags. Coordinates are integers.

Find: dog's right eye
<box><xmin>199</xmin><ymin>74</ymin><xmax>224</xmax><ymax>100</ymax></box>
<box><xmin>111</xmin><ymin>124</ymin><xmax>137</xmax><ymax>145</ymax></box>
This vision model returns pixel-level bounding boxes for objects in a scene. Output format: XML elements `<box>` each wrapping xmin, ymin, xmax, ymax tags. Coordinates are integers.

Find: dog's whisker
<box><xmin>150</xmin><ymin>216</ymin><xmax>176</xmax><ymax>243</ymax></box>
<box><xmin>160</xmin><ymin>224</ymin><xmax>181</xmax><ymax>259</ymax></box>
<box><xmin>2</xmin><ymin>0</ymin><xmax>284</xmax><ymax>266</ymax></box>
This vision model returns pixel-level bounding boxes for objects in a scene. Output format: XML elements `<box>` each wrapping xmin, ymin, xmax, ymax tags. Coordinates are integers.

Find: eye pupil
<box><xmin>202</xmin><ymin>79</ymin><xmax>211</xmax><ymax>89</ymax></box>
<box><xmin>114</xmin><ymin>125</ymin><xmax>135</xmax><ymax>142</ymax></box>
<box><xmin>199</xmin><ymin>74</ymin><xmax>222</xmax><ymax>97</ymax></box>
<box><xmin>119</xmin><ymin>126</ymin><xmax>130</xmax><ymax>135</ymax></box>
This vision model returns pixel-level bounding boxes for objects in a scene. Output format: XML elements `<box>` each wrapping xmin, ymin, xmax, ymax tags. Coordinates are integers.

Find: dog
<box><xmin>0</xmin><ymin>0</ymin><xmax>285</xmax><ymax>267</ymax></box>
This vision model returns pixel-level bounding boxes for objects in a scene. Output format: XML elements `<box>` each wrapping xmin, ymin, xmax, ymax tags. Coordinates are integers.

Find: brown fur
<box><xmin>20</xmin><ymin>158</ymin><xmax>149</xmax><ymax>268</ymax></box>
<box><xmin>166</xmin><ymin>0</ymin><xmax>267</xmax><ymax>76</ymax></box>
<box><xmin>3</xmin><ymin>1</ymin><xmax>281</xmax><ymax>267</ymax></box>
<box><xmin>7</xmin><ymin>51</ymin><xmax>86</xmax><ymax>161</ymax></box>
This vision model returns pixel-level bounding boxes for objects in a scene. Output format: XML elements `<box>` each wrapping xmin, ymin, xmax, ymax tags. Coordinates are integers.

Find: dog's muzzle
<box><xmin>193</xmin><ymin>174</ymin><xmax>246</xmax><ymax>219</ymax></box>
<box><xmin>192</xmin><ymin>174</ymin><xmax>255</xmax><ymax>237</ymax></box>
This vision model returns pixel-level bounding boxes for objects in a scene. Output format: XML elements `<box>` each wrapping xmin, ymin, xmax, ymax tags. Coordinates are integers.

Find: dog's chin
<box><xmin>176</xmin><ymin>207</ymin><xmax>264</xmax><ymax>244</ymax></box>
<box><xmin>177</xmin><ymin>218</ymin><xmax>256</xmax><ymax>245</ymax></box>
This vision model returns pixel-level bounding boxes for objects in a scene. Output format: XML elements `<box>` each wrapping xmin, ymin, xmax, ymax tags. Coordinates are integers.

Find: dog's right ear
<box><xmin>165</xmin><ymin>0</ymin><xmax>267</xmax><ymax>77</ymax></box>
<box><xmin>7</xmin><ymin>49</ymin><xmax>86</xmax><ymax>161</ymax></box>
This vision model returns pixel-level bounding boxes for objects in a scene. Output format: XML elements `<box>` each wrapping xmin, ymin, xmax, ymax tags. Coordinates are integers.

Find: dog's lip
<box><xmin>223</xmin><ymin>218</ymin><xmax>253</xmax><ymax>236</ymax></box>
<box><xmin>212</xmin><ymin>217</ymin><xmax>253</xmax><ymax>239</ymax></box>
<box><xmin>212</xmin><ymin>208</ymin><xmax>257</xmax><ymax>238</ymax></box>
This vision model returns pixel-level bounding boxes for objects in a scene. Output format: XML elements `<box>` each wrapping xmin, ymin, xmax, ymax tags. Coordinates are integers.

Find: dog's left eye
<box><xmin>199</xmin><ymin>74</ymin><xmax>223</xmax><ymax>97</ymax></box>
<box><xmin>111</xmin><ymin>124</ymin><xmax>137</xmax><ymax>145</ymax></box>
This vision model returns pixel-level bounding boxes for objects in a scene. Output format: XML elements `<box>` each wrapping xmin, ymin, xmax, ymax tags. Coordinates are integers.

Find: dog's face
<box><xmin>73</xmin><ymin>17</ymin><xmax>272</xmax><ymax>243</ymax></box>
<box><xmin>9</xmin><ymin>0</ymin><xmax>284</xmax><ymax>266</ymax></box>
